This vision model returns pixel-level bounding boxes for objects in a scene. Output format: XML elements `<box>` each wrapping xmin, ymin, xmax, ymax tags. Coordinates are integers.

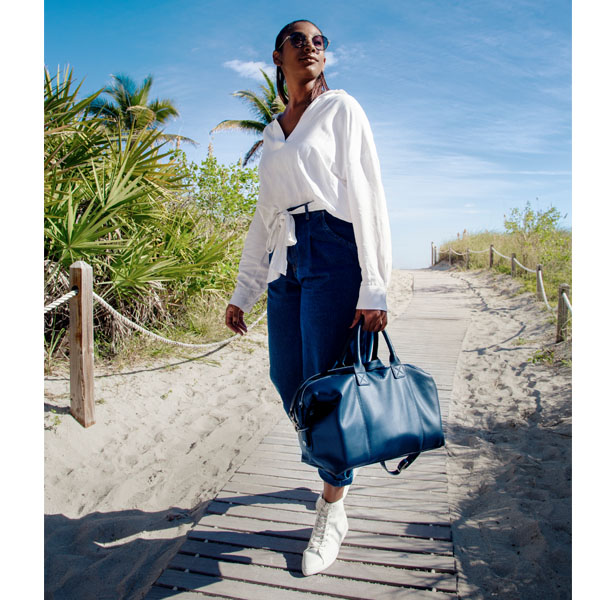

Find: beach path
<box><xmin>146</xmin><ymin>268</ymin><xmax>472</xmax><ymax>599</ymax></box>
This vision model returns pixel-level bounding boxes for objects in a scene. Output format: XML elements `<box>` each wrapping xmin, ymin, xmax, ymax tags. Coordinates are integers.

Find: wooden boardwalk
<box><xmin>147</xmin><ymin>269</ymin><xmax>471</xmax><ymax>599</ymax></box>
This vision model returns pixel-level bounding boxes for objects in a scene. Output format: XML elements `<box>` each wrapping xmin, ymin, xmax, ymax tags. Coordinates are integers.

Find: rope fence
<box><xmin>431</xmin><ymin>241</ymin><xmax>571</xmax><ymax>345</ymax></box>
<box><xmin>44</xmin><ymin>289</ymin><xmax>78</xmax><ymax>314</ymax></box>
<box><xmin>92</xmin><ymin>291</ymin><xmax>267</xmax><ymax>350</ymax></box>
<box><xmin>493</xmin><ymin>248</ymin><xmax>510</xmax><ymax>260</ymax></box>
<box><xmin>513</xmin><ymin>257</ymin><xmax>536</xmax><ymax>274</ymax></box>
<box><xmin>44</xmin><ymin>260</ymin><xmax>268</xmax><ymax>428</ymax></box>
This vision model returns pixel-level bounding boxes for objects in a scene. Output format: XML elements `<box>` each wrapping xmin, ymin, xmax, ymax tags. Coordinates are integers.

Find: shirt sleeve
<box><xmin>228</xmin><ymin>206</ymin><xmax>270</xmax><ymax>313</ymax></box>
<box><xmin>340</xmin><ymin>96</ymin><xmax>392</xmax><ymax>311</ymax></box>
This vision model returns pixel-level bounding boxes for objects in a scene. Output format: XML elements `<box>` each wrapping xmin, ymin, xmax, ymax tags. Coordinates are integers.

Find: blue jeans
<box><xmin>267</xmin><ymin>209</ymin><xmax>365</xmax><ymax>487</ymax></box>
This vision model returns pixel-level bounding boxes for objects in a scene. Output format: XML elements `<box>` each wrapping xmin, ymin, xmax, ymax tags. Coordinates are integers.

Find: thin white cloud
<box><xmin>225</xmin><ymin>53</ymin><xmax>337</xmax><ymax>81</ymax></box>
<box><xmin>324</xmin><ymin>50</ymin><xmax>338</xmax><ymax>67</ymax></box>
<box><xmin>224</xmin><ymin>60</ymin><xmax>275</xmax><ymax>80</ymax></box>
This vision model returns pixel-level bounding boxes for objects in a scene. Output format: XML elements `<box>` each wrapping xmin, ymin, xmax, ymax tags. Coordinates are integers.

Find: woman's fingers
<box><xmin>353</xmin><ymin>309</ymin><xmax>387</xmax><ymax>332</ymax></box>
<box><xmin>225</xmin><ymin>304</ymin><xmax>247</xmax><ymax>335</ymax></box>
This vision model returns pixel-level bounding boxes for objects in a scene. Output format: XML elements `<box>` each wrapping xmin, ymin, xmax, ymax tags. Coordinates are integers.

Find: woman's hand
<box><xmin>350</xmin><ymin>309</ymin><xmax>387</xmax><ymax>332</ymax></box>
<box><xmin>225</xmin><ymin>304</ymin><xmax>248</xmax><ymax>336</ymax></box>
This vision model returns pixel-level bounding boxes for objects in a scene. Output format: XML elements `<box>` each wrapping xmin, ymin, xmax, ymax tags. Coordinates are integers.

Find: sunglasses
<box><xmin>277</xmin><ymin>31</ymin><xmax>330</xmax><ymax>52</ymax></box>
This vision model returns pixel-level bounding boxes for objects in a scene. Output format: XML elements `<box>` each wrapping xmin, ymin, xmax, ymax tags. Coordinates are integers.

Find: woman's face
<box><xmin>273</xmin><ymin>21</ymin><xmax>327</xmax><ymax>82</ymax></box>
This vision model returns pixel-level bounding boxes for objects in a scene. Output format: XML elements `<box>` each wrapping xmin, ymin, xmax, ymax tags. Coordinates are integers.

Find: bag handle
<box><xmin>332</xmin><ymin>318</ymin><xmax>378</xmax><ymax>369</ymax></box>
<box><xmin>352</xmin><ymin>317</ymin><xmax>404</xmax><ymax>385</ymax></box>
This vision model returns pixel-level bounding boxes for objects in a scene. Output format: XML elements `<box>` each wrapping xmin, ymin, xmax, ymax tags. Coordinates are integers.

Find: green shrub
<box><xmin>439</xmin><ymin>201</ymin><xmax>571</xmax><ymax>304</ymax></box>
<box><xmin>44</xmin><ymin>68</ymin><xmax>260</xmax><ymax>359</ymax></box>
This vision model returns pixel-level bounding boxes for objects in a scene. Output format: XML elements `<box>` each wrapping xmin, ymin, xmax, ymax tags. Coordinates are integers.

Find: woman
<box><xmin>225</xmin><ymin>19</ymin><xmax>392</xmax><ymax>576</ymax></box>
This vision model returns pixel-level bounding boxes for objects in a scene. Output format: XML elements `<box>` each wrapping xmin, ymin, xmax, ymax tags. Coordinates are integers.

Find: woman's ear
<box><xmin>272</xmin><ymin>50</ymin><xmax>282</xmax><ymax>67</ymax></box>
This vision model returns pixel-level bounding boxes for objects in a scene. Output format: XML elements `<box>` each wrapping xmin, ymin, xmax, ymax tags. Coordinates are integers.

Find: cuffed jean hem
<box><xmin>318</xmin><ymin>467</ymin><xmax>354</xmax><ymax>487</ymax></box>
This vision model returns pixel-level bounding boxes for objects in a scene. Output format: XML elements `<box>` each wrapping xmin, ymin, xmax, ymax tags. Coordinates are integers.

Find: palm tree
<box><xmin>87</xmin><ymin>73</ymin><xmax>196</xmax><ymax>147</ymax></box>
<box><xmin>211</xmin><ymin>69</ymin><xmax>285</xmax><ymax>166</ymax></box>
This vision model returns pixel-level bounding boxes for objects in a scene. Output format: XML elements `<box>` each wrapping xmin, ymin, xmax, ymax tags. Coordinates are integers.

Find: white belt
<box><xmin>265</xmin><ymin>201</ymin><xmax>313</xmax><ymax>283</ymax></box>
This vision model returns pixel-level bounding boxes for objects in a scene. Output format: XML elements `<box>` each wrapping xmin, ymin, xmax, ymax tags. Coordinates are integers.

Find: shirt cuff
<box><xmin>229</xmin><ymin>286</ymin><xmax>262</xmax><ymax>314</ymax></box>
<box><xmin>356</xmin><ymin>284</ymin><xmax>388</xmax><ymax>311</ymax></box>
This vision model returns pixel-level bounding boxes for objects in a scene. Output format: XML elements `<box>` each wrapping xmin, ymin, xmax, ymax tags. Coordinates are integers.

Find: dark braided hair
<box><xmin>274</xmin><ymin>19</ymin><xmax>330</xmax><ymax>106</ymax></box>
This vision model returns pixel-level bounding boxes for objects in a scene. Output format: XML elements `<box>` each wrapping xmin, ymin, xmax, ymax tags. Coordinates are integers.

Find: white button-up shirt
<box><xmin>229</xmin><ymin>89</ymin><xmax>392</xmax><ymax>313</ymax></box>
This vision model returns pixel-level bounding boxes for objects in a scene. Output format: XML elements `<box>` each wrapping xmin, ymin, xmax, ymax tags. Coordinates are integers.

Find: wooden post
<box><xmin>489</xmin><ymin>244</ymin><xmax>494</xmax><ymax>268</ymax></box>
<box><xmin>448</xmin><ymin>248</ymin><xmax>452</xmax><ymax>266</ymax></box>
<box><xmin>465</xmin><ymin>249</ymin><xmax>470</xmax><ymax>269</ymax></box>
<box><xmin>511</xmin><ymin>253</ymin><xmax>516</xmax><ymax>277</ymax></box>
<box><xmin>556</xmin><ymin>284</ymin><xmax>571</xmax><ymax>343</ymax></box>
<box><xmin>536</xmin><ymin>264</ymin><xmax>543</xmax><ymax>300</ymax></box>
<box><xmin>69</xmin><ymin>261</ymin><xmax>95</xmax><ymax>427</ymax></box>
<box><xmin>430</xmin><ymin>242</ymin><xmax>434</xmax><ymax>266</ymax></box>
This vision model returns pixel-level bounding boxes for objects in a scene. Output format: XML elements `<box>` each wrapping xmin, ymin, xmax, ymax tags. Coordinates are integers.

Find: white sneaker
<box><xmin>302</xmin><ymin>495</ymin><xmax>349</xmax><ymax>576</ymax></box>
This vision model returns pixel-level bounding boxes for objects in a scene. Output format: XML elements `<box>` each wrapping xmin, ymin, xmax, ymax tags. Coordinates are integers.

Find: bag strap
<box><xmin>380</xmin><ymin>452</ymin><xmax>421</xmax><ymax>475</ymax></box>
<box><xmin>332</xmin><ymin>318</ymin><xmax>378</xmax><ymax>369</ymax></box>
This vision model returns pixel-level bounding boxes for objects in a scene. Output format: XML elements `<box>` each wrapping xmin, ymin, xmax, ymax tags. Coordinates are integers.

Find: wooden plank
<box><xmin>243</xmin><ymin>448</ymin><xmax>449</xmax><ymax>468</ymax></box>
<box><xmin>256</xmin><ymin>442</ymin><xmax>452</xmax><ymax>468</ymax></box>
<box><xmin>238</xmin><ymin>459</ymin><xmax>448</xmax><ymax>480</ymax></box>
<box><xmin>226</xmin><ymin>470</ymin><xmax>448</xmax><ymax>496</ymax></box>
<box><xmin>205</xmin><ymin>501</ymin><xmax>451</xmax><ymax>540</ymax></box>
<box><xmin>194</xmin><ymin>515</ymin><xmax>453</xmax><ymax>555</ymax></box>
<box><xmin>178</xmin><ymin>539</ymin><xmax>458</xmax><ymax>592</ymax></box>
<box><xmin>168</xmin><ymin>553</ymin><xmax>456</xmax><ymax>599</ymax></box>
<box><xmin>242</xmin><ymin>455</ymin><xmax>449</xmax><ymax>482</ymax></box>
<box><xmin>251</xmin><ymin>444</ymin><xmax>449</xmax><ymax>465</ymax></box>
<box><xmin>186</xmin><ymin>527</ymin><xmax>457</xmax><ymax>572</ymax></box>
<box><xmin>215</xmin><ymin>489</ymin><xmax>451</xmax><ymax>525</ymax></box>
<box><xmin>221</xmin><ymin>480</ymin><xmax>450</xmax><ymax>521</ymax></box>
<box><xmin>235</xmin><ymin>466</ymin><xmax>450</xmax><ymax>501</ymax></box>
<box><xmin>257</xmin><ymin>442</ymin><xmax>453</xmax><ymax>468</ymax></box>
<box><xmin>146</xmin><ymin>587</ymin><xmax>227</xmax><ymax>599</ymax></box>
<box><xmin>230</xmin><ymin>469</ymin><xmax>447</xmax><ymax>490</ymax></box>
<box><xmin>249</xmin><ymin>448</ymin><xmax>447</xmax><ymax>466</ymax></box>
<box><xmin>153</xmin><ymin>570</ymin><xmax>330</xmax><ymax>600</ymax></box>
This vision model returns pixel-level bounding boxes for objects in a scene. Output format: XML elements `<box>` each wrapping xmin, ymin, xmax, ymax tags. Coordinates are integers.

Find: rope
<box><xmin>493</xmin><ymin>248</ymin><xmax>510</xmax><ymax>260</ymax></box>
<box><xmin>468</xmin><ymin>249</ymin><xmax>490</xmax><ymax>254</ymax></box>
<box><xmin>536</xmin><ymin>269</ymin><xmax>556</xmax><ymax>315</ymax></box>
<box><xmin>562</xmin><ymin>292</ymin><xmax>573</xmax><ymax>314</ymax></box>
<box><xmin>92</xmin><ymin>291</ymin><xmax>267</xmax><ymax>350</ymax></box>
<box><xmin>44</xmin><ymin>289</ymin><xmax>78</xmax><ymax>314</ymax></box>
<box><xmin>449</xmin><ymin>248</ymin><xmax>465</xmax><ymax>256</ymax></box>
<box><xmin>513</xmin><ymin>257</ymin><xmax>535</xmax><ymax>273</ymax></box>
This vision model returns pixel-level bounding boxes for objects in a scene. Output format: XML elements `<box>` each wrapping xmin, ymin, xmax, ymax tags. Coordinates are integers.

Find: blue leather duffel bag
<box><xmin>289</xmin><ymin>318</ymin><xmax>445</xmax><ymax>476</ymax></box>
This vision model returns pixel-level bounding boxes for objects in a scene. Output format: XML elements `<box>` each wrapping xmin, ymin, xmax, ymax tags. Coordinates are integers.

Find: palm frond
<box><xmin>243</xmin><ymin>140</ymin><xmax>263</xmax><ymax>166</ymax></box>
<box><xmin>210</xmin><ymin>119</ymin><xmax>266</xmax><ymax>135</ymax></box>
<box><xmin>158</xmin><ymin>133</ymin><xmax>199</xmax><ymax>148</ymax></box>
<box><xmin>231</xmin><ymin>89</ymin><xmax>273</xmax><ymax>123</ymax></box>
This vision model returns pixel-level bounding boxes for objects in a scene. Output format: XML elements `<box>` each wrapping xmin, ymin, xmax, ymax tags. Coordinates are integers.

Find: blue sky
<box><xmin>44</xmin><ymin>0</ymin><xmax>571</xmax><ymax>268</ymax></box>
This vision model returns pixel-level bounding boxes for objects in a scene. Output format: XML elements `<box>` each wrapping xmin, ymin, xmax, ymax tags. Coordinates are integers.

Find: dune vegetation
<box><xmin>44</xmin><ymin>67</ymin><xmax>261</xmax><ymax>367</ymax></box>
<box><xmin>438</xmin><ymin>202</ymin><xmax>572</xmax><ymax>306</ymax></box>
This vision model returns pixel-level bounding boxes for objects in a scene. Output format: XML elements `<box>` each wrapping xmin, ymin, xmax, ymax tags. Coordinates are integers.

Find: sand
<box><xmin>44</xmin><ymin>267</ymin><xmax>571</xmax><ymax>599</ymax></box>
<box><xmin>446</xmin><ymin>269</ymin><xmax>571</xmax><ymax>599</ymax></box>
<box><xmin>43</xmin><ymin>269</ymin><xmax>415</xmax><ymax>599</ymax></box>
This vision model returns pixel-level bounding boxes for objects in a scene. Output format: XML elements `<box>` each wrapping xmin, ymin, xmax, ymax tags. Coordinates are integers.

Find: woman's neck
<box><xmin>285</xmin><ymin>78</ymin><xmax>318</xmax><ymax>110</ymax></box>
